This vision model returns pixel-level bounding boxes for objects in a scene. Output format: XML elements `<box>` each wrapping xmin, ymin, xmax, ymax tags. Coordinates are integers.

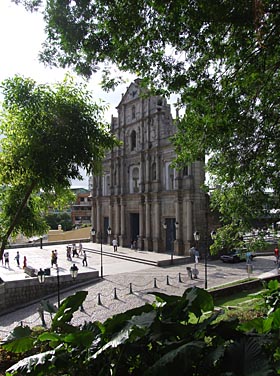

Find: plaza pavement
<box><xmin>0</xmin><ymin>243</ymin><xmax>278</xmax><ymax>337</ymax></box>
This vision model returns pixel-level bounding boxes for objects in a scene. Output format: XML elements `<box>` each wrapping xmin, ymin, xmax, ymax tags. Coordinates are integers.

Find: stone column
<box><xmin>174</xmin><ymin>199</ymin><xmax>183</xmax><ymax>255</ymax></box>
<box><xmin>119</xmin><ymin>198</ymin><xmax>125</xmax><ymax>246</ymax></box>
<box><xmin>186</xmin><ymin>200</ymin><xmax>193</xmax><ymax>252</ymax></box>
<box><xmin>144</xmin><ymin>195</ymin><xmax>151</xmax><ymax>251</ymax></box>
<box><xmin>152</xmin><ymin>198</ymin><xmax>160</xmax><ymax>252</ymax></box>
<box><xmin>138</xmin><ymin>196</ymin><xmax>144</xmax><ymax>250</ymax></box>
<box><xmin>115</xmin><ymin>198</ymin><xmax>120</xmax><ymax>237</ymax></box>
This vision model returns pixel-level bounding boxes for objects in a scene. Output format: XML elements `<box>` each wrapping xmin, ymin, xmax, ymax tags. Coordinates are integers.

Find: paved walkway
<box><xmin>0</xmin><ymin>242</ymin><xmax>185</xmax><ymax>282</ymax></box>
<box><xmin>0</xmin><ymin>244</ymin><xmax>278</xmax><ymax>337</ymax></box>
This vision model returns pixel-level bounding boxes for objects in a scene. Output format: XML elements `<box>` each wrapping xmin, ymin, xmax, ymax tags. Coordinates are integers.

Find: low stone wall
<box><xmin>210</xmin><ymin>274</ymin><xmax>280</xmax><ymax>300</ymax></box>
<box><xmin>0</xmin><ymin>271</ymin><xmax>99</xmax><ymax>315</ymax></box>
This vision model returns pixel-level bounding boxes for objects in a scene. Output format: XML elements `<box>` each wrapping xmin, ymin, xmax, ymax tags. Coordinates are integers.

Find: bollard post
<box><xmin>113</xmin><ymin>287</ymin><xmax>118</xmax><ymax>300</ymax></box>
<box><xmin>97</xmin><ymin>293</ymin><xmax>102</xmax><ymax>305</ymax></box>
<box><xmin>179</xmin><ymin>272</ymin><xmax>183</xmax><ymax>283</ymax></box>
<box><xmin>166</xmin><ymin>275</ymin><xmax>170</xmax><ymax>285</ymax></box>
<box><xmin>154</xmin><ymin>278</ymin><xmax>158</xmax><ymax>288</ymax></box>
<box><xmin>129</xmin><ymin>283</ymin><xmax>133</xmax><ymax>294</ymax></box>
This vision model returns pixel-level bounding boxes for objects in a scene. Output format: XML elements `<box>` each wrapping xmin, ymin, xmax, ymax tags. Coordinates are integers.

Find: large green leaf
<box><xmin>1</xmin><ymin>325</ymin><xmax>34</xmax><ymax>353</ymax></box>
<box><xmin>101</xmin><ymin>303</ymin><xmax>154</xmax><ymax>339</ymax></box>
<box><xmin>91</xmin><ymin>310</ymin><xmax>157</xmax><ymax>359</ymax></box>
<box><xmin>240</xmin><ymin>317</ymin><xmax>273</xmax><ymax>334</ymax></box>
<box><xmin>40</xmin><ymin>300</ymin><xmax>57</xmax><ymax>314</ymax></box>
<box><xmin>51</xmin><ymin>290</ymin><xmax>88</xmax><ymax>331</ymax></box>
<box><xmin>63</xmin><ymin>330</ymin><xmax>96</xmax><ymax>347</ymax></box>
<box><xmin>144</xmin><ymin>341</ymin><xmax>206</xmax><ymax>375</ymax></box>
<box><xmin>184</xmin><ymin>287</ymin><xmax>214</xmax><ymax>316</ymax></box>
<box><xmin>6</xmin><ymin>349</ymin><xmax>56</xmax><ymax>376</ymax></box>
<box><xmin>221</xmin><ymin>337</ymin><xmax>275</xmax><ymax>376</ymax></box>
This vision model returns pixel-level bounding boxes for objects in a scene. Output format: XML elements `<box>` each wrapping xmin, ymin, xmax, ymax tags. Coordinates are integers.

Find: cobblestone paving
<box><xmin>0</xmin><ymin>253</ymin><xmax>277</xmax><ymax>337</ymax></box>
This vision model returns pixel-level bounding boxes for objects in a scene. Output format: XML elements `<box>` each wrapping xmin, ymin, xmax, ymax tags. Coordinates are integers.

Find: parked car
<box><xmin>220</xmin><ymin>249</ymin><xmax>254</xmax><ymax>263</ymax></box>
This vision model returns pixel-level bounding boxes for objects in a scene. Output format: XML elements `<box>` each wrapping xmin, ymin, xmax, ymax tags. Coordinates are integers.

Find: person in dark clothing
<box><xmin>82</xmin><ymin>250</ymin><xmax>87</xmax><ymax>267</ymax></box>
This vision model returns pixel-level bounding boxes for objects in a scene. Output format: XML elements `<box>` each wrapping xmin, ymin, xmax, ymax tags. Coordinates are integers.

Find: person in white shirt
<box><xmin>112</xmin><ymin>238</ymin><xmax>118</xmax><ymax>252</ymax></box>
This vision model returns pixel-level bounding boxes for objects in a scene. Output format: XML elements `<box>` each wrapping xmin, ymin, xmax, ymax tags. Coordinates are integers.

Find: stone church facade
<box><xmin>91</xmin><ymin>79</ymin><xmax>207</xmax><ymax>255</ymax></box>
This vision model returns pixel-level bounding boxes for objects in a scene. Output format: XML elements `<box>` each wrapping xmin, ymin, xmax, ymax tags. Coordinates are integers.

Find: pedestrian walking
<box><xmin>246</xmin><ymin>250</ymin><xmax>252</xmax><ymax>263</ymax></box>
<box><xmin>274</xmin><ymin>246</ymin><xmax>279</xmax><ymax>263</ymax></box>
<box><xmin>14</xmin><ymin>251</ymin><xmax>20</xmax><ymax>267</ymax></box>
<box><xmin>66</xmin><ymin>246</ymin><xmax>72</xmax><ymax>261</ymax></box>
<box><xmin>23</xmin><ymin>256</ymin><xmax>27</xmax><ymax>269</ymax></box>
<box><xmin>194</xmin><ymin>248</ymin><xmax>200</xmax><ymax>264</ymax></box>
<box><xmin>4</xmin><ymin>251</ymin><xmax>9</xmax><ymax>268</ymax></box>
<box><xmin>72</xmin><ymin>243</ymin><xmax>79</xmax><ymax>258</ymax></box>
<box><xmin>112</xmin><ymin>238</ymin><xmax>118</xmax><ymax>252</ymax></box>
<box><xmin>51</xmin><ymin>250</ymin><xmax>58</xmax><ymax>268</ymax></box>
<box><xmin>78</xmin><ymin>241</ymin><xmax>83</xmax><ymax>255</ymax></box>
<box><xmin>82</xmin><ymin>250</ymin><xmax>87</xmax><ymax>267</ymax></box>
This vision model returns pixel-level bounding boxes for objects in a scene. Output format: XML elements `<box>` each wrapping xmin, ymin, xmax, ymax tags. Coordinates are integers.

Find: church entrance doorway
<box><xmin>165</xmin><ymin>218</ymin><xmax>176</xmax><ymax>253</ymax></box>
<box><xmin>130</xmin><ymin>213</ymin><xmax>139</xmax><ymax>248</ymax></box>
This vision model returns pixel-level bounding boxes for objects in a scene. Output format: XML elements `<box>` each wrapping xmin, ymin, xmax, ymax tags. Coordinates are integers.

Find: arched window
<box><xmin>132</xmin><ymin>105</ymin><xmax>136</xmax><ymax>119</ymax></box>
<box><xmin>131</xmin><ymin>130</ymin><xmax>136</xmax><ymax>151</ymax></box>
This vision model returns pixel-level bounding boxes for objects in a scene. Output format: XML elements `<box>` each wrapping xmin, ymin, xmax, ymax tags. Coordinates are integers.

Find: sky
<box><xmin>0</xmin><ymin>0</ymin><xmax>178</xmax><ymax>188</ymax></box>
<box><xmin>0</xmin><ymin>0</ymin><xmax>137</xmax><ymax>188</ymax></box>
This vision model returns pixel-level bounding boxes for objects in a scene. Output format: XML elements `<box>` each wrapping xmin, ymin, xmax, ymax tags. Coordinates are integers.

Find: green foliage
<box><xmin>210</xmin><ymin>224</ymin><xmax>244</xmax><ymax>255</ymax></box>
<box><xmin>45</xmin><ymin>213</ymin><xmax>72</xmax><ymax>231</ymax></box>
<box><xmin>14</xmin><ymin>0</ymin><xmax>280</xmax><ymax>226</ymax></box>
<box><xmin>1</xmin><ymin>326</ymin><xmax>34</xmax><ymax>354</ymax></box>
<box><xmin>0</xmin><ymin>75</ymin><xmax>118</xmax><ymax>257</ymax></box>
<box><xmin>2</xmin><ymin>286</ymin><xmax>279</xmax><ymax>375</ymax></box>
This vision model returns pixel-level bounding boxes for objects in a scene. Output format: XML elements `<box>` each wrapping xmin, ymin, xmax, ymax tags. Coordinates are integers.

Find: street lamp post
<box><xmin>91</xmin><ymin>226</ymin><xmax>111</xmax><ymax>278</ymax></box>
<box><xmin>193</xmin><ymin>230</ymin><xmax>217</xmax><ymax>290</ymax></box>
<box><xmin>37</xmin><ymin>265</ymin><xmax>79</xmax><ymax>308</ymax></box>
<box><xmin>57</xmin><ymin>267</ymin><xmax>61</xmax><ymax>307</ymax></box>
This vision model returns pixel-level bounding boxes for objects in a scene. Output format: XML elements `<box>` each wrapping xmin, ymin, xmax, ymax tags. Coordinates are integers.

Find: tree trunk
<box><xmin>0</xmin><ymin>181</ymin><xmax>37</xmax><ymax>260</ymax></box>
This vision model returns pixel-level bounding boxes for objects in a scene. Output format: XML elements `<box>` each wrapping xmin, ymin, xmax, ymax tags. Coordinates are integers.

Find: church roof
<box><xmin>116</xmin><ymin>79</ymin><xmax>143</xmax><ymax>108</ymax></box>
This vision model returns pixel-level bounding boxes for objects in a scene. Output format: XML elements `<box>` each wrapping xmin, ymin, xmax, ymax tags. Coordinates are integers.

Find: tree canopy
<box><xmin>0</xmin><ymin>75</ymin><xmax>118</xmax><ymax>256</ymax></box>
<box><xmin>13</xmin><ymin>0</ymin><xmax>280</xmax><ymax>229</ymax></box>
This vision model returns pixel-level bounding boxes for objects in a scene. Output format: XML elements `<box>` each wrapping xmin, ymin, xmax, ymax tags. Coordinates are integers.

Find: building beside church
<box><xmin>91</xmin><ymin>79</ymin><xmax>207</xmax><ymax>255</ymax></box>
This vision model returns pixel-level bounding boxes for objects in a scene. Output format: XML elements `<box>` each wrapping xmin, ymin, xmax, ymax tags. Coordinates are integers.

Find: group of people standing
<box><xmin>1</xmin><ymin>251</ymin><xmax>27</xmax><ymax>269</ymax></box>
<box><xmin>64</xmin><ymin>241</ymin><xmax>88</xmax><ymax>267</ymax></box>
